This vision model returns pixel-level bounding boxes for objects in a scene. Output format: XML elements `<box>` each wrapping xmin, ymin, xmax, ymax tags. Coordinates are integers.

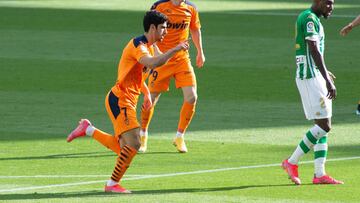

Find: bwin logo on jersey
<box><xmin>167</xmin><ymin>21</ymin><xmax>189</xmax><ymax>30</ymax></box>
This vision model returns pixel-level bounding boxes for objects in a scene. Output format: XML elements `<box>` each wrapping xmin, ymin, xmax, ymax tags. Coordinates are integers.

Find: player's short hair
<box><xmin>143</xmin><ymin>10</ymin><xmax>168</xmax><ymax>32</ymax></box>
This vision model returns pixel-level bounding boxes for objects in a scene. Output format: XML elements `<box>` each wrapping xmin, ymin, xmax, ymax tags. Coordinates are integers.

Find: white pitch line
<box><xmin>0</xmin><ymin>180</ymin><xmax>106</xmax><ymax>193</ymax></box>
<box><xmin>227</xmin><ymin>11</ymin><xmax>358</xmax><ymax>18</ymax></box>
<box><xmin>1</xmin><ymin>156</ymin><xmax>359</xmax><ymax>193</ymax></box>
<box><xmin>123</xmin><ymin>155</ymin><xmax>360</xmax><ymax>181</ymax></box>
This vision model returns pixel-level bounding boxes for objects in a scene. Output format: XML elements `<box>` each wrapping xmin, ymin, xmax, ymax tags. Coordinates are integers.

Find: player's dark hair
<box><xmin>143</xmin><ymin>10</ymin><xmax>168</xmax><ymax>32</ymax></box>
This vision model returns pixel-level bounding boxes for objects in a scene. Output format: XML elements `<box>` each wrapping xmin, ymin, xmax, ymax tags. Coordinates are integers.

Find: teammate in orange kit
<box><xmin>139</xmin><ymin>0</ymin><xmax>206</xmax><ymax>153</ymax></box>
<box><xmin>340</xmin><ymin>15</ymin><xmax>360</xmax><ymax>36</ymax></box>
<box><xmin>339</xmin><ymin>15</ymin><xmax>360</xmax><ymax>116</ymax></box>
<box><xmin>66</xmin><ymin>10</ymin><xmax>189</xmax><ymax>193</ymax></box>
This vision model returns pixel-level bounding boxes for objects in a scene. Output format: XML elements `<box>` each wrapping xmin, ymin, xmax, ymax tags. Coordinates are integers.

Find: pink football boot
<box><xmin>313</xmin><ymin>175</ymin><xmax>344</xmax><ymax>185</ymax></box>
<box><xmin>282</xmin><ymin>159</ymin><xmax>301</xmax><ymax>185</ymax></box>
<box><xmin>67</xmin><ymin>119</ymin><xmax>91</xmax><ymax>142</ymax></box>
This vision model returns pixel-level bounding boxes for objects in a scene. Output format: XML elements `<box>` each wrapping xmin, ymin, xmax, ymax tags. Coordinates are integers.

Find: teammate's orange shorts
<box><xmin>105</xmin><ymin>91</ymin><xmax>140</xmax><ymax>138</ymax></box>
<box><xmin>147</xmin><ymin>59</ymin><xmax>196</xmax><ymax>92</ymax></box>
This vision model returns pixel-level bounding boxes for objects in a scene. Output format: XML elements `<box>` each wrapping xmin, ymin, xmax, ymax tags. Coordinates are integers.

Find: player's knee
<box><xmin>128</xmin><ymin>140</ymin><xmax>141</xmax><ymax>151</ymax></box>
<box><xmin>134</xmin><ymin>142</ymin><xmax>141</xmax><ymax>151</ymax></box>
<box><xmin>318</xmin><ymin>123</ymin><xmax>331</xmax><ymax>133</ymax></box>
<box><xmin>315</xmin><ymin>119</ymin><xmax>331</xmax><ymax>133</ymax></box>
<box><xmin>185</xmin><ymin>93</ymin><xmax>197</xmax><ymax>104</ymax></box>
<box><xmin>151</xmin><ymin>93</ymin><xmax>161</xmax><ymax>105</ymax></box>
<box><xmin>121</xmin><ymin>131</ymin><xmax>141</xmax><ymax>150</ymax></box>
<box><xmin>324</xmin><ymin>124</ymin><xmax>331</xmax><ymax>132</ymax></box>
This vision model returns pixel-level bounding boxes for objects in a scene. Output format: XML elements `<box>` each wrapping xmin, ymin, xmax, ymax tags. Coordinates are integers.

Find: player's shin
<box><xmin>139</xmin><ymin>106</ymin><xmax>155</xmax><ymax>153</ymax></box>
<box><xmin>108</xmin><ymin>145</ymin><xmax>137</xmax><ymax>185</ymax></box>
<box><xmin>288</xmin><ymin>125</ymin><xmax>327</xmax><ymax>165</ymax></box>
<box><xmin>141</xmin><ymin>105</ymin><xmax>155</xmax><ymax>132</ymax></box>
<box><xmin>177</xmin><ymin>101</ymin><xmax>196</xmax><ymax>134</ymax></box>
<box><xmin>314</xmin><ymin>136</ymin><xmax>328</xmax><ymax>177</ymax></box>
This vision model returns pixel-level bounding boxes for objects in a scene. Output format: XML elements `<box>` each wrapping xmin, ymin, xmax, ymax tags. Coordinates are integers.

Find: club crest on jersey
<box><xmin>307</xmin><ymin>22</ymin><xmax>315</xmax><ymax>33</ymax></box>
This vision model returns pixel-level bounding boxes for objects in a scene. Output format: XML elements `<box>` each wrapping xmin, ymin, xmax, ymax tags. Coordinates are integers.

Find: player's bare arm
<box><xmin>340</xmin><ymin>15</ymin><xmax>360</xmax><ymax>36</ymax></box>
<box><xmin>307</xmin><ymin>40</ymin><xmax>336</xmax><ymax>99</ymax></box>
<box><xmin>141</xmin><ymin>82</ymin><xmax>152</xmax><ymax>111</ymax></box>
<box><xmin>139</xmin><ymin>41</ymin><xmax>189</xmax><ymax>68</ymax></box>
<box><xmin>190</xmin><ymin>28</ymin><xmax>205</xmax><ymax>68</ymax></box>
<box><xmin>327</xmin><ymin>71</ymin><xmax>336</xmax><ymax>83</ymax></box>
<box><xmin>153</xmin><ymin>43</ymin><xmax>163</xmax><ymax>56</ymax></box>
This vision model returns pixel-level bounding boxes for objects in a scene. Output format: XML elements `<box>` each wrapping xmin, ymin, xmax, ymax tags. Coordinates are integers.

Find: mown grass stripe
<box><xmin>1</xmin><ymin>156</ymin><xmax>359</xmax><ymax>193</ymax></box>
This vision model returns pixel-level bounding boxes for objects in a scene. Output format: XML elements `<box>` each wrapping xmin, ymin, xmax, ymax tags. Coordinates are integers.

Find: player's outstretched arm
<box><xmin>139</xmin><ymin>41</ymin><xmax>189</xmax><ymax>68</ymax></box>
<box><xmin>190</xmin><ymin>28</ymin><xmax>205</xmax><ymax>68</ymax></box>
<box><xmin>307</xmin><ymin>40</ymin><xmax>336</xmax><ymax>99</ymax></box>
<box><xmin>340</xmin><ymin>15</ymin><xmax>360</xmax><ymax>36</ymax></box>
<box><xmin>153</xmin><ymin>43</ymin><xmax>163</xmax><ymax>56</ymax></box>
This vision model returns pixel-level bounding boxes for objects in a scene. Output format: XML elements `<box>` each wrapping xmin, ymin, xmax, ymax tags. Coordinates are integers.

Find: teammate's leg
<box><xmin>139</xmin><ymin>93</ymin><xmax>161</xmax><ymax>152</ymax></box>
<box><xmin>173</xmin><ymin>86</ymin><xmax>197</xmax><ymax>153</ymax></box>
<box><xmin>356</xmin><ymin>100</ymin><xmax>360</xmax><ymax>115</ymax></box>
<box><xmin>140</xmin><ymin>64</ymin><xmax>172</xmax><ymax>153</ymax></box>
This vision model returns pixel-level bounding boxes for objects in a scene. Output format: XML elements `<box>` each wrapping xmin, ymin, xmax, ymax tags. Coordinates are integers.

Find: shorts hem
<box><xmin>115</xmin><ymin>125</ymin><xmax>140</xmax><ymax>138</ymax></box>
<box><xmin>306</xmin><ymin>115</ymin><xmax>332</xmax><ymax>120</ymax></box>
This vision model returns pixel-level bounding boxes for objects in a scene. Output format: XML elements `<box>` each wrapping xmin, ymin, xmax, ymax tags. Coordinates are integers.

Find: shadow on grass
<box><xmin>133</xmin><ymin>184</ymin><xmax>296</xmax><ymax>194</ymax></box>
<box><xmin>0</xmin><ymin>184</ymin><xmax>295</xmax><ymax>200</ymax></box>
<box><xmin>0</xmin><ymin>150</ymin><xmax>183</xmax><ymax>161</ymax></box>
<box><xmin>0</xmin><ymin>151</ymin><xmax>114</xmax><ymax>161</ymax></box>
<box><xmin>137</xmin><ymin>151</ymin><xmax>179</xmax><ymax>155</ymax></box>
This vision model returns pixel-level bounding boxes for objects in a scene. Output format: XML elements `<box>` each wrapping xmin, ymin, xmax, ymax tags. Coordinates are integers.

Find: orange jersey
<box><xmin>151</xmin><ymin>0</ymin><xmax>201</xmax><ymax>61</ymax></box>
<box><xmin>111</xmin><ymin>35</ymin><xmax>154</xmax><ymax>109</ymax></box>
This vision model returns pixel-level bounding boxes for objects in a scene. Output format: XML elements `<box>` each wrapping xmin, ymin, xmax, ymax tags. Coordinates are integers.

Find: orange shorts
<box><xmin>105</xmin><ymin>91</ymin><xmax>140</xmax><ymax>138</ymax></box>
<box><xmin>147</xmin><ymin>59</ymin><xmax>196</xmax><ymax>92</ymax></box>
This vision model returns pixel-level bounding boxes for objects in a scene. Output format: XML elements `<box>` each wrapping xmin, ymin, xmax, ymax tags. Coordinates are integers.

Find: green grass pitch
<box><xmin>0</xmin><ymin>0</ymin><xmax>359</xmax><ymax>202</ymax></box>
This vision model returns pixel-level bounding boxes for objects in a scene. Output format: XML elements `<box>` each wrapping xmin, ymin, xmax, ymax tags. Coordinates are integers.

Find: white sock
<box><xmin>140</xmin><ymin>129</ymin><xmax>148</xmax><ymax>137</ymax></box>
<box><xmin>85</xmin><ymin>125</ymin><xmax>95</xmax><ymax>136</ymax></box>
<box><xmin>314</xmin><ymin>157</ymin><xmax>326</xmax><ymax>177</ymax></box>
<box><xmin>288</xmin><ymin>146</ymin><xmax>304</xmax><ymax>165</ymax></box>
<box><xmin>288</xmin><ymin>125</ymin><xmax>327</xmax><ymax>165</ymax></box>
<box><xmin>106</xmin><ymin>179</ymin><xmax>118</xmax><ymax>186</ymax></box>
<box><xmin>314</xmin><ymin>136</ymin><xmax>328</xmax><ymax>177</ymax></box>
<box><xmin>176</xmin><ymin>131</ymin><xmax>184</xmax><ymax>138</ymax></box>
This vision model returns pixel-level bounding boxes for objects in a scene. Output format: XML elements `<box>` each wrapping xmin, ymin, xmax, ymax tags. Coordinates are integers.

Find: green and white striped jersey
<box><xmin>295</xmin><ymin>9</ymin><xmax>324</xmax><ymax>79</ymax></box>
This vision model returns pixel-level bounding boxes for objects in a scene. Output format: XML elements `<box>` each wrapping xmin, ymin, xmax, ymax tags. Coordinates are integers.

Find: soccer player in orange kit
<box><xmin>66</xmin><ymin>10</ymin><xmax>189</xmax><ymax>193</ymax></box>
<box><xmin>139</xmin><ymin>0</ymin><xmax>206</xmax><ymax>153</ymax></box>
<box><xmin>339</xmin><ymin>15</ymin><xmax>360</xmax><ymax>116</ymax></box>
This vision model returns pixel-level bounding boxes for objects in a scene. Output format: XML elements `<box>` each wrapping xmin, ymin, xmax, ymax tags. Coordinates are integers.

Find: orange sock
<box><xmin>93</xmin><ymin>129</ymin><xmax>120</xmax><ymax>155</ymax></box>
<box><xmin>141</xmin><ymin>106</ymin><xmax>155</xmax><ymax>131</ymax></box>
<box><xmin>110</xmin><ymin>145</ymin><xmax>137</xmax><ymax>182</ymax></box>
<box><xmin>177</xmin><ymin>101</ymin><xmax>196</xmax><ymax>133</ymax></box>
